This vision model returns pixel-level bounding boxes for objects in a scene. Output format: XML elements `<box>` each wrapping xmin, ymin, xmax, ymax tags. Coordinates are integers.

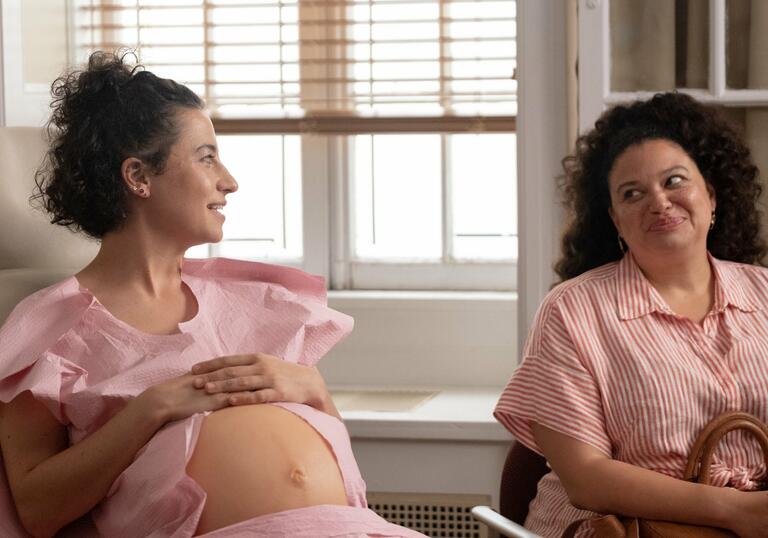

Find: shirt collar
<box><xmin>615</xmin><ymin>253</ymin><xmax>669</xmax><ymax>320</ymax></box>
<box><xmin>709</xmin><ymin>253</ymin><xmax>761</xmax><ymax>314</ymax></box>
<box><xmin>615</xmin><ymin>252</ymin><xmax>760</xmax><ymax>321</ymax></box>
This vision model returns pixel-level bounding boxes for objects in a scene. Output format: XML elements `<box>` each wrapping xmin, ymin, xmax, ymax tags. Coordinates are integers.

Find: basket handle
<box><xmin>683</xmin><ymin>411</ymin><xmax>768</xmax><ymax>485</ymax></box>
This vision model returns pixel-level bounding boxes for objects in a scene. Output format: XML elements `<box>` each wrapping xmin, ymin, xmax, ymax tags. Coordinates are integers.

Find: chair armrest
<box><xmin>470</xmin><ymin>506</ymin><xmax>543</xmax><ymax>538</ymax></box>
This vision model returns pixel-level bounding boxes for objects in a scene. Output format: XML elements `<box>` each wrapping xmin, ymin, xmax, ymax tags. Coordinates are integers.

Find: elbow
<box><xmin>16</xmin><ymin>502</ymin><xmax>61</xmax><ymax>538</ymax></box>
<box><xmin>568</xmin><ymin>494</ymin><xmax>594</xmax><ymax>512</ymax></box>
<box><xmin>561</xmin><ymin>480</ymin><xmax>605</xmax><ymax>513</ymax></box>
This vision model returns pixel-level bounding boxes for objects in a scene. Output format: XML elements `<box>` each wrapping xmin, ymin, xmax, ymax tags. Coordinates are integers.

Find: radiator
<box><xmin>367</xmin><ymin>491</ymin><xmax>492</xmax><ymax>538</ymax></box>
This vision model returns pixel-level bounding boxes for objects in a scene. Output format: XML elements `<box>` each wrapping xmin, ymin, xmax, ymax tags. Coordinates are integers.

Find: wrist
<box><xmin>707</xmin><ymin>485</ymin><xmax>742</xmax><ymax>530</ymax></box>
<box><xmin>306</xmin><ymin>368</ymin><xmax>329</xmax><ymax>407</ymax></box>
<box><xmin>304</xmin><ymin>368</ymin><xmax>338</xmax><ymax>416</ymax></box>
<box><xmin>132</xmin><ymin>387</ymin><xmax>170</xmax><ymax>430</ymax></box>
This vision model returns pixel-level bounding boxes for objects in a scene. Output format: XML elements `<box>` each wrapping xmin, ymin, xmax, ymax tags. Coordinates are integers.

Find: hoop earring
<box><xmin>617</xmin><ymin>234</ymin><xmax>626</xmax><ymax>254</ymax></box>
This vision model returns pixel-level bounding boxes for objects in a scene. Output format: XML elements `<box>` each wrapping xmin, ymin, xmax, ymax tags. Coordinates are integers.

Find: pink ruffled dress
<box><xmin>0</xmin><ymin>258</ymin><xmax>426</xmax><ymax>538</ymax></box>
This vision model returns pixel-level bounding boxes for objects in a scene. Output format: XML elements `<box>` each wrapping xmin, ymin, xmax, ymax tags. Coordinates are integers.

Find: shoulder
<box><xmin>0</xmin><ymin>276</ymin><xmax>92</xmax><ymax>378</ymax></box>
<box><xmin>716</xmin><ymin>258</ymin><xmax>768</xmax><ymax>283</ymax></box>
<box><xmin>537</xmin><ymin>261</ymin><xmax>619</xmax><ymax>321</ymax></box>
<box><xmin>182</xmin><ymin>257</ymin><xmax>327</xmax><ymax>302</ymax></box>
<box><xmin>2</xmin><ymin>276</ymin><xmax>90</xmax><ymax>331</ymax></box>
<box><xmin>524</xmin><ymin>262</ymin><xmax>618</xmax><ymax>355</ymax></box>
<box><xmin>713</xmin><ymin>257</ymin><xmax>768</xmax><ymax>303</ymax></box>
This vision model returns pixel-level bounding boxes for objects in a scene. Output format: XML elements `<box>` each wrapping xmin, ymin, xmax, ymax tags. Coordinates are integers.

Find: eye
<box><xmin>202</xmin><ymin>154</ymin><xmax>216</xmax><ymax>164</ymax></box>
<box><xmin>621</xmin><ymin>188</ymin><xmax>641</xmax><ymax>201</ymax></box>
<box><xmin>666</xmin><ymin>174</ymin><xmax>685</xmax><ymax>187</ymax></box>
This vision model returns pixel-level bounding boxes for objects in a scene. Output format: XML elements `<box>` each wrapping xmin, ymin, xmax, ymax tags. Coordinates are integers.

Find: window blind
<box><xmin>73</xmin><ymin>0</ymin><xmax>516</xmax><ymax>133</ymax></box>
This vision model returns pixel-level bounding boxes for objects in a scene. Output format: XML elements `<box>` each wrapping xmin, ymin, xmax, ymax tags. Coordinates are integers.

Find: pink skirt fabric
<box><xmin>201</xmin><ymin>505</ymin><xmax>427</xmax><ymax>538</ymax></box>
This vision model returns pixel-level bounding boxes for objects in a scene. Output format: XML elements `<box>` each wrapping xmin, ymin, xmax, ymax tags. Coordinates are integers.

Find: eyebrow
<box><xmin>195</xmin><ymin>143</ymin><xmax>217</xmax><ymax>153</ymax></box>
<box><xmin>614</xmin><ymin>165</ymin><xmax>690</xmax><ymax>193</ymax></box>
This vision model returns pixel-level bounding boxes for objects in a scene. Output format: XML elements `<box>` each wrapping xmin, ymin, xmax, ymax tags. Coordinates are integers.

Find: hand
<box><xmin>190</xmin><ymin>353</ymin><xmax>334</xmax><ymax>412</ymax></box>
<box><xmin>727</xmin><ymin>489</ymin><xmax>768</xmax><ymax>538</ymax></box>
<box><xmin>137</xmin><ymin>373</ymin><xmax>231</xmax><ymax>425</ymax></box>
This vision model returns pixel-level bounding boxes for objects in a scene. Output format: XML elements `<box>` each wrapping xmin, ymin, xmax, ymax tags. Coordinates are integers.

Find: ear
<box><xmin>707</xmin><ymin>183</ymin><xmax>716</xmax><ymax>213</ymax></box>
<box><xmin>608</xmin><ymin>206</ymin><xmax>621</xmax><ymax>236</ymax></box>
<box><xmin>121</xmin><ymin>157</ymin><xmax>151</xmax><ymax>194</ymax></box>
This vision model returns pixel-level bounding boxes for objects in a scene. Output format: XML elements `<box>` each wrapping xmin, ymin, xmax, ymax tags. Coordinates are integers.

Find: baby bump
<box><xmin>186</xmin><ymin>404</ymin><xmax>349</xmax><ymax>535</ymax></box>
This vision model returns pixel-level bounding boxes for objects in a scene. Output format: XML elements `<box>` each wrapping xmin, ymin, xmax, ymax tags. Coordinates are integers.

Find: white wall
<box><xmin>2</xmin><ymin>1</ymin><xmax>69</xmax><ymax>126</ymax></box>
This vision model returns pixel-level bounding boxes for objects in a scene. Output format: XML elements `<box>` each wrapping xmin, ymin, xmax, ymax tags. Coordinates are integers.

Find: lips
<box><xmin>207</xmin><ymin>202</ymin><xmax>226</xmax><ymax>219</ymax></box>
<box><xmin>648</xmin><ymin>216</ymin><xmax>685</xmax><ymax>232</ymax></box>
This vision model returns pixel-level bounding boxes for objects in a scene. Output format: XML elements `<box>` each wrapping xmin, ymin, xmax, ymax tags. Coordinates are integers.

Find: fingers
<box><xmin>199</xmin><ymin>375</ymin><xmax>270</xmax><ymax>394</ymax></box>
<box><xmin>191</xmin><ymin>353</ymin><xmax>273</xmax><ymax>375</ymax></box>
<box><xmin>207</xmin><ymin>392</ymin><xmax>232</xmax><ymax>409</ymax></box>
<box><xmin>192</xmin><ymin>365</ymin><xmax>256</xmax><ymax>388</ymax></box>
<box><xmin>227</xmin><ymin>389</ymin><xmax>280</xmax><ymax>406</ymax></box>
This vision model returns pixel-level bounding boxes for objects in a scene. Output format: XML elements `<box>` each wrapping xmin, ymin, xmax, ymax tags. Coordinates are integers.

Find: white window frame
<box><xmin>308</xmin><ymin>133</ymin><xmax>519</xmax><ymax>292</ymax></box>
<box><xmin>578</xmin><ymin>0</ymin><xmax>768</xmax><ymax>133</ymax></box>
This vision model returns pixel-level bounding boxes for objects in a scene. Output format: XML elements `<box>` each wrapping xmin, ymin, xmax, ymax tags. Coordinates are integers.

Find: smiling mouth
<box><xmin>207</xmin><ymin>204</ymin><xmax>225</xmax><ymax>218</ymax></box>
<box><xmin>648</xmin><ymin>217</ymin><xmax>685</xmax><ymax>232</ymax></box>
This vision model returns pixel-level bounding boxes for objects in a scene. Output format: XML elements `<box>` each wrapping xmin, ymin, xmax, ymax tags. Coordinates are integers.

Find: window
<box><xmin>72</xmin><ymin>0</ymin><xmax>518</xmax><ymax>290</ymax></box>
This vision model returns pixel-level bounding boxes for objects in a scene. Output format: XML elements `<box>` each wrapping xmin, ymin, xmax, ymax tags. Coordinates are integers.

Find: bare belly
<box><xmin>186</xmin><ymin>404</ymin><xmax>349</xmax><ymax>535</ymax></box>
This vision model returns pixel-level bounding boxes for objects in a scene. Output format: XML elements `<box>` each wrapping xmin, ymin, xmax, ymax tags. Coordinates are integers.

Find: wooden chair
<box><xmin>471</xmin><ymin>441</ymin><xmax>549</xmax><ymax>538</ymax></box>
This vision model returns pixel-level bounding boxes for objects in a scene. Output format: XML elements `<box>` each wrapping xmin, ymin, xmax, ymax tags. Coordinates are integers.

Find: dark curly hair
<box><xmin>555</xmin><ymin>92</ymin><xmax>766</xmax><ymax>282</ymax></box>
<box><xmin>32</xmin><ymin>50</ymin><xmax>204</xmax><ymax>238</ymax></box>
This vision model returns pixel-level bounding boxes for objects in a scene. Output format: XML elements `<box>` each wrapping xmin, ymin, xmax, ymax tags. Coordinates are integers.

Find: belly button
<box><xmin>290</xmin><ymin>466</ymin><xmax>308</xmax><ymax>486</ymax></box>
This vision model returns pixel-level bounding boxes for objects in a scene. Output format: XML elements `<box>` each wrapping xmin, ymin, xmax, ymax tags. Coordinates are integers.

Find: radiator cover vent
<box><xmin>367</xmin><ymin>491</ymin><xmax>490</xmax><ymax>538</ymax></box>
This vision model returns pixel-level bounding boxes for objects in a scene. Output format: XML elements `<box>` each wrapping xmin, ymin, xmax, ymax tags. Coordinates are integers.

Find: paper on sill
<box><xmin>330</xmin><ymin>389</ymin><xmax>438</xmax><ymax>413</ymax></box>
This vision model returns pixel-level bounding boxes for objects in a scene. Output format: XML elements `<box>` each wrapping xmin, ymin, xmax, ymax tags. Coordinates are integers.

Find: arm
<box><xmin>0</xmin><ymin>375</ymin><xmax>230</xmax><ymax>538</ymax></box>
<box><xmin>532</xmin><ymin>423</ymin><xmax>768</xmax><ymax>538</ymax></box>
<box><xmin>191</xmin><ymin>353</ymin><xmax>342</xmax><ymax>419</ymax></box>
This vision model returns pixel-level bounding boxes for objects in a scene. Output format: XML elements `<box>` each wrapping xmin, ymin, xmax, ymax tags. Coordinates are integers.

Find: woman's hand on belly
<box><xmin>140</xmin><ymin>373</ymin><xmax>232</xmax><ymax>423</ymax></box>
<box><xmin>190</xmin><ymin>353</ymin><xmax>339</xmax><ymax>417</ymax></box>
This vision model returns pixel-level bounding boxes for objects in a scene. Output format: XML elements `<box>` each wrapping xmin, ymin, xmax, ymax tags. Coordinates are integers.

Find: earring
<box><xmin>709</xmin><ymin>210</ymin><xmax>716</xmax><ymax>231</ymax></box>
<box><xmin>617</xmin><ymin>234</ymin><xmax>626</xmax><ymax>254</ymax></box>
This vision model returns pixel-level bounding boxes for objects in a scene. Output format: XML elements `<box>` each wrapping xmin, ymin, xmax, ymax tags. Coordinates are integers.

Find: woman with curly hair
<box><xmin>0</xmin><ymin>51</ymin><xmax>425</xmax><ymax>538</ymax></box>
<box><xmin>495</xmin><ymin>92</ymin><xmax>768</xmax><ymax>538</ymax></box>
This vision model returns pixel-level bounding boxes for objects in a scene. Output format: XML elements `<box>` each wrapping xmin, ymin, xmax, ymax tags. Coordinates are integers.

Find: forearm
<box><xmin>13</xmin><ymin>395</ymin><xmax>165</xmax><ymax>536</ymax></box>
<box><xmin>565</xmin><ymin>457</ymin><xmax>736</xmax><ymax>529</ymax></box>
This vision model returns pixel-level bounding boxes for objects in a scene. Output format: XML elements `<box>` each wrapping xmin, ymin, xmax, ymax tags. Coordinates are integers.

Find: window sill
<box><xmin>322</xmin><ymin>291</ymin><xmax>518</xmax><ymax>388</ymax></box>
<box><xmin>328</xmin><ymin>289</ymin><xmax>517</xmax><ymax>303</ymax></box>
<box><xmin>332</xmin><ymin>386</ymin><xmax>512</xmax><ymax>442</ymax></box>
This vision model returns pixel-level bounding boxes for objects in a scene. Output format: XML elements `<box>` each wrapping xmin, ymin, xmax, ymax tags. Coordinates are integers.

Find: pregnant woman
<box><xmin>0</xmin><ymin>51</ymin><xmax>425</xmax><ymax>538</ymax></box>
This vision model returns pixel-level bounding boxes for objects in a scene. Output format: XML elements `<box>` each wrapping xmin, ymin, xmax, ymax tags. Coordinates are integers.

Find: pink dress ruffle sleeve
<box><xmin>0</xmin><ymin>258</ymin><xmax>425</xmax><ymax>538</ymax></box>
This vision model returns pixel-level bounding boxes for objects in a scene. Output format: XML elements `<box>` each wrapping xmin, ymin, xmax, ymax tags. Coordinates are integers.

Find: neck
<box><xmin>80</xmin><ymin>220</ymin><xmax>187</xmax><ymax>298</ymax></box>
<box><xmin>632</xmin><ymin>249</ymin><xmax>712</xmax><ymax>296</ymax></box>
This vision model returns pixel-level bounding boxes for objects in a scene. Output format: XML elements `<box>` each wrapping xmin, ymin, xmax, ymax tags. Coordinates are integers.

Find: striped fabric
<box><xmin>494</xmin><ymin>253</ymin><xmax>768</xmax><ymax>538</ymax></box>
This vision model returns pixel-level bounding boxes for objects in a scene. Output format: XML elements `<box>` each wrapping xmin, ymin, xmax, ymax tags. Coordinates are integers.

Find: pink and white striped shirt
<box><xmin>494</xmin><ymin>253</ymin><xmax>768</xmax><ymax>538</ymax></box>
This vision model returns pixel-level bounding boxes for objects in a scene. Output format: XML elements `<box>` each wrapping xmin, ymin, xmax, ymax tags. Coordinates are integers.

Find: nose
<box><xmin>219</xmin><ymin>164</ymin><xmax>238</xmax><ymax>194</ymax></box>
<box><xmin>648</xmin><ymin>188</ymin><xmax>672</xmax><ymax>213</ymax></box>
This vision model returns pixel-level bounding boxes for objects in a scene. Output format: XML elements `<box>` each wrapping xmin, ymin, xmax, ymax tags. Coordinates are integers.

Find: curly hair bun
<box><xmin>33</xmin><ymin>50</ymin><xmax>203</xmax><ymax>239</ymax></box>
